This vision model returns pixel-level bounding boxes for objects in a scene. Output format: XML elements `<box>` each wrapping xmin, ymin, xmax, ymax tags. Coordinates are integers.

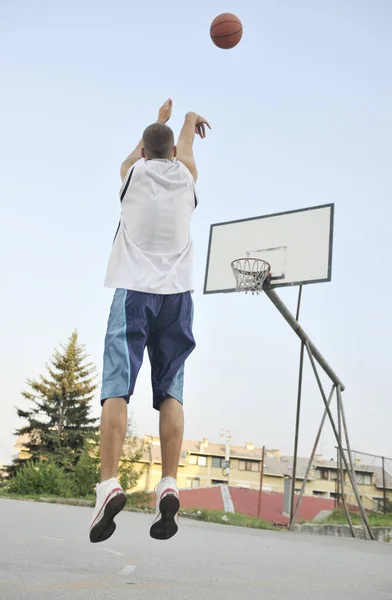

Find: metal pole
<box><xmin>336</xmin><ymin>385</ymin><xmax>374</xmax><ymax>539</ymax></box>
<box><xmin>290</xmin><ymin>384</ymin><xmax>335</xmax><ymax>528</ymax></box>
<box><xmin>337</xmin><ymin>389</ymin><xmax>356</xmax><ymax>538</ymax></box>
<box><xmin>290</xmin><ymin>286</ymin><xmax>304</xmax><ymax>527</ymax></box>
<box><xmin>304</xmin><ymin>342</ymin><xmax>371</xmax><ymax>537</ymax></box>
<box><xmin>264</xmin><ymin>288</ymin><xmax>345</xmax><ymax>390</ymax></box>
<box><xmin>295</xmin><ymin>285</ymin><xmax>303</xmax><ymax>322</ymax></box>
<box><xmin>225</xmin><ymin>435</ymin><xmax>231</xmax><ymax>486</ymax></box>
<box><xmin>382</xmin><ymin>456</ymin><xmax>387</xmax><ymax>514</ymax></box>
<box><xmin>257</xmin><ymin>446</ymin><xmax>265</xmax><ymax>519</ymax></box>
<box><xmin>335</xmin><ymin>445</ymin><xmax>340</xmax><ymax>510</ymax></box>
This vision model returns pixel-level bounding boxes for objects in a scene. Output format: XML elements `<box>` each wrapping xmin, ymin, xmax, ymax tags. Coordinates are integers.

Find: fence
<box><xmin>336</xmin><ymin>448</ymin><xmax>392</xmax><ymax>514</ymax></box>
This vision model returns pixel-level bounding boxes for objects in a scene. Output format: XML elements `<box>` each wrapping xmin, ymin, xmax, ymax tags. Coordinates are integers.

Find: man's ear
<box><xmin>141</xmin><ymin>147</ymin><xmax>146</xmax><ymax>158</ymax></box>
<box><xmin>173</xmin><ymin>145</ymin><xmax>177</xmax><ymax>158</ymax></box>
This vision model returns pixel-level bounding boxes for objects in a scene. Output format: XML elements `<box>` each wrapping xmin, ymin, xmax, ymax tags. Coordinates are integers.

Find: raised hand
<box><xmin>157</xmin><ymin>98</ymin><xmax>173</xmax><ymax>124</ymax></box>
<box><xmin>195</xmin><ymin>115</ymin><xmax>211</xmax><ymax>139</ymax></box>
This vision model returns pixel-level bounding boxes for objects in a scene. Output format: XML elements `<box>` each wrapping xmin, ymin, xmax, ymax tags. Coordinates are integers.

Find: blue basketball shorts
<box><xmin>100</xmin><ymin>289</ymin><xmax>195</xmax><ymax>410</ymax></box>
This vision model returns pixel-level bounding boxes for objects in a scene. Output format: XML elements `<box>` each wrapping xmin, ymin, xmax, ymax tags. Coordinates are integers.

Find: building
<box><xmin>13</xmin><ymin>433</ymin><xmax>392</xmax><ymax>512</ymax></box>
<box><xmin>134</xmin><ymin>436</ymin><xmax>392</xmax><ymax>512</ymax></box>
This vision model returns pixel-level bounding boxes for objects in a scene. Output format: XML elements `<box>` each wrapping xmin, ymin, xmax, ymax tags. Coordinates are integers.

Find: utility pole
<box><xmin>257</xmin><ymin>446</ymin><xmax>265</xmax><ymax>519</ymax></box>
<box><xmin>220</xmin><ymin>429</ymin><xmax>232</xmax><ymax>485</ymax></box>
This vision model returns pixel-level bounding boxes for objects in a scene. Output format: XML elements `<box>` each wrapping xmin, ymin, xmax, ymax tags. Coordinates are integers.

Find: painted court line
<box><xmin>118</xmin><ymin>564</ymin><xmax>136</xmax><ymax>575</ymax></box>
<box><xmin>34</xmin><ymin>535</ymin><xmax>64</xmax><ymax>542</ymax></box>
<box><xmin>99</xmin><ymin>548</ymin><xmax>124</xmax><ymax>557</ymax></box>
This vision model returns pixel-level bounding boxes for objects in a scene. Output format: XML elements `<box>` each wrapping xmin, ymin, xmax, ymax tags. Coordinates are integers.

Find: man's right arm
<box><xmin>176</xmin><ymin>112</ymin><xmax>210</xmax><ymax>182</ymax></box>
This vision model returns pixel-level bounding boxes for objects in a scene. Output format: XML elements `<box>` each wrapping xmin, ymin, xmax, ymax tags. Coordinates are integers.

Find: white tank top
<box><xmin>104</xmin><ymin>158</ymin><xmax>198</xmax><ymax>294</ymax></box>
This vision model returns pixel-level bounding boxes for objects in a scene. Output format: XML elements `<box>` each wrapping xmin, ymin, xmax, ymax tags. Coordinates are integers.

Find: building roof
<box><xmin>138</xmin><ymin>437</ymin><xmax>392</xmax><ymax>489</ymax></box>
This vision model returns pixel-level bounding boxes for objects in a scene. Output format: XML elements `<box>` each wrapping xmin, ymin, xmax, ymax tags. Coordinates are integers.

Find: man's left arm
<box><xmin>120</xmin><ymin>98</ymin><xmax>173</xmax><ymax>182</ymax></box>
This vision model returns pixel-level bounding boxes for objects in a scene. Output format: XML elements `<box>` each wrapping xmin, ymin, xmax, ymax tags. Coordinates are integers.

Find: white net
<box><xmin>231</xmin><ymin>258</ymin><xmax>271</xmax><ymax>294</ymax></box>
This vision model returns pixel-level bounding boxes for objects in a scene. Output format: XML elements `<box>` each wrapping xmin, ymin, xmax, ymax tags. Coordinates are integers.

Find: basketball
<box><xmin>210</xmin><ymin>13</ymin><xmax>243</xmax><ymax>50</ymax></box>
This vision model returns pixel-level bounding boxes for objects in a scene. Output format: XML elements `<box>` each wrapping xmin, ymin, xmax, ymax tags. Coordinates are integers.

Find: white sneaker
<box><xmin>150</xmin><ymin>476</ymin><xmax>180</xmax><ymax>540</ymax></box>
<box><xmin>89</xmin><ymin>478</ymin><xmax>127</xmax><ymax>543</ymax></box>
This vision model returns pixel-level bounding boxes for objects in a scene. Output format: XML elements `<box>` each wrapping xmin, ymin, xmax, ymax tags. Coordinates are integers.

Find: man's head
<box><xmin>141</xmin><ymin>123</ymin><xmax>176</xmax><ymax>160</ymax></box>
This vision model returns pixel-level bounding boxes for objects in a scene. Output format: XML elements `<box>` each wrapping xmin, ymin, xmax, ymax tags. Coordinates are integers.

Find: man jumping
<box><xmin>89</xmin><ymin>99</ymin><xmax>210</xmax><ymax>543</ymax></box>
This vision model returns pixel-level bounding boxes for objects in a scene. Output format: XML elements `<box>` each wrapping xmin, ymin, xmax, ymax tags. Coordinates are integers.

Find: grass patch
<box><xmin>0</xmin><ymin>490</ymin><xmax>152</xmax><ymax>511</ymax></box>
<box><xmin>319</xmin><ymin>509</ymin><xmax>392</xmax><ymax>527</ymax></box>
<box><xmin>0</xmin><ymin>490</ymin><xmax>95</xmax><ymax>504</ymax></box>
<box><xmin>0</xmin><ymin>491</ymin><xmax>278</xmax><ymax>530</ymax></box>
<box><xmin>0</xmin><ymin>491</ymin><xmax>51</xmax><ymax>502</ymax></box>
<box><xmin>179</xmin><ymin>508</ymin><xmax>278</xmax><ymax>531</ymax></box>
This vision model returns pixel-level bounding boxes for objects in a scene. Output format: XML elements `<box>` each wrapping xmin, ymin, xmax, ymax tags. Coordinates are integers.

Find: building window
<box><xmin>330</xmin><ymin>470</ymin><xmax>338</xmax><ymax>481</ymax></box>
<box><xmin>373</xmin><ymin>498</ymin><xmax>385</xmax><ymax>512</ymax></box>
<box><xmin>239</xmin><ymin>460</ymin><xmax>260</xmax><ymax>472</ymax></box>
<box><xmin>212</xmin><ymin>457</ymin><xmax>226</xmax><ymax>469</ymax></box>
<box><xmin>187</xmin><ymin>477</ymin><xmax>200</xmax><ymax>488</ymax></box>
<box><xmin>211</xmin><ymin>479</ymin><xmax>226</xmax><ymax>485</ymax></box>
<box><xmin>313</xmin><ymin>491</ymin><xmax>327</xmax><ymax>497</ymax></box>
<box><xmin>356</xmin><ymin>473</ymin><xmax>372</xmax><ymax>485</ymax></box>
<box><xmin>189</xmin><ymin>454</ymin><xmax>207</xmax><ymax>467</ymax></box>
<box><xmin>316</xmin><ymin>469</ymin><xmax>329</xmax><ymax>480</ymax></box>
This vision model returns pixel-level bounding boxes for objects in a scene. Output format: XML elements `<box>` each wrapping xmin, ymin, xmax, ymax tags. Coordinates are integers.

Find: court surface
<box><xmin>0</xmin><ymin>498</ymin><xmax>391</xmax><ymax>600</ymax></box>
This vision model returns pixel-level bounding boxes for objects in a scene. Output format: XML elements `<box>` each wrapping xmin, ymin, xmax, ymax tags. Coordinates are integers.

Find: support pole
<box><xmin>336</xmin><ymin>385</ymin><xmax>375</xmax><ymax>540</ymax></box>
<box><xmin>337</xmin><ymin>390</ymin><xmax>356</xmax><ymax>537</ymax></box>
<box><xmin>382</xmin><ymin>456</ymin><xmax>387</xmax><ymax>514</ymax></box>
<box><xmin>305</xmin><ymin>344</ymin><xmax>374</xmax><ymax>539</ymax></box>
<box><xmin>257</xmin><ymin>446</ymin><xmax>265</xmax><ymax>519</ymax></box>
<box><xmin>290</xmin><ymin>286</ymin><xmax>304</xmax><ymax>527</ymax></box>
<box><xmin>335</xmin><ymin>445</ymin><xmax>339</xmax><ymax>509</ymax></box>
<box><xmin>261</xmin><ymin>285</ymin><xmax>375</xmax><ymax>539</ymax></box>
<box><xmin>264</xmin><ymin>288</ymin><xmax>345</xmax><ymax>390</ymax></box>
<box><xmin>290</xmin><ymin>384</ymin><xmax>335</xmax><ymax>528</ymax></box>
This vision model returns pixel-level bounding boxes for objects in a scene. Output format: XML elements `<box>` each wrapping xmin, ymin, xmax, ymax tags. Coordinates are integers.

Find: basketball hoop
<box><xmin>231</xmin><ymin>258</ymin><xmax>271</xmax><ymax>294</ymax></box>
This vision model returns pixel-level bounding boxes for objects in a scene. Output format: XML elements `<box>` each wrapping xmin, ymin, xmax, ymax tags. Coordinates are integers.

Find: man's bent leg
<box><xmin>160</xmin><ymin>396</ymin><xmax>184</xmax><ymax>479</ymax></box>
<box><xmin>150</xmin><ymin>395</ymin><xmax>183</xmax><ymax>540</ymax></box>
<box><xmin>100</xmin><ymin>397</ymin><xmax>128</xmax><ymax>481</ymax></box>
<box><xmin>89</xmin><ymin>397</ymin><xmax>128</xmax><ymax>543</ymax></box>
<box><xmin>148</xmin><ymin>292</ymin><xmax>194</xmax><ymax>540</ymax></box>
<box><xmin>90</xmin><ymin>290</ymin><xmax>149</xmax><ymax>543</ymax></box>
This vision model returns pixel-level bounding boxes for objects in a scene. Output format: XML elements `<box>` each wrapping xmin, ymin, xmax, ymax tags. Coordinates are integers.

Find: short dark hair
<box><xmin>142</xmin><ymin>123</ymin><xmax>175</xmax><ymax>159</ymax></box>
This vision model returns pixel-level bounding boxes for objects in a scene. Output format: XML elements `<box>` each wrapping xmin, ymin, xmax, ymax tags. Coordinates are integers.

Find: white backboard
<box><xmin>204</xmin><ymin>204</ymin><xmax>334</xmax><ymax>293</ymax></box>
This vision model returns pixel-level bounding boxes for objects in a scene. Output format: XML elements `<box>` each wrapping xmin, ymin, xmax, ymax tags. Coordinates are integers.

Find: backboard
<box><xmin>204</xmin><ymin>204</ymin><xmax>334</xmax><ymax>293</ymax></box>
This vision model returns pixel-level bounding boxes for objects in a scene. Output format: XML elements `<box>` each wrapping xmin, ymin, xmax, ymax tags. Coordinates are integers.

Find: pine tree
<box><xmin>118</xmin><ymin>419</ymin><xmax>144</xmax><ymax>492</ymax></box>
<box><xmin>11</xmin><ymin>331</ymin><xmax>98</xmax><ymax>474</ymax></box>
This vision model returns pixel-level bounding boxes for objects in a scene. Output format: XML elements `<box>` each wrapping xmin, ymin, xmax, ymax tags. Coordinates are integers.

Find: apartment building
<box><xmin>13</xmin><ymin>433</ymin><xmax>392</xmax><ymax>511</ymax></box>
<box><xmin>135</xmin><ymin>436</ymin><xmax>392</xmax><ymax>512</ymax></box>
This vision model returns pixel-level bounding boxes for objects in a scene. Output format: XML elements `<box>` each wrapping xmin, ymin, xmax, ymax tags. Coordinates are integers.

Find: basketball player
<box><xmin>89</xmin><ymin>99</ymin><xmax>210</xmax><ymax>543</ymax></box>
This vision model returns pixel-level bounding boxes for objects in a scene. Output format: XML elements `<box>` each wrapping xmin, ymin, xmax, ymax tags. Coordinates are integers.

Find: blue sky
<box><xmin>1</xmin><ymin>0</ymin><xmax>392</xmax><ymax>465</ymax></box>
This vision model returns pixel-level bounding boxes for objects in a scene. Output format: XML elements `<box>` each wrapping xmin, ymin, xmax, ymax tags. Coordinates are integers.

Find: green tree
<box><xmin>72</xmin><ymin>441</ymin><xmax>100</xmax><ymax>497</ymax></box>
<box><xmin>117</xmin><ymin>420</ymin><xmax>144</xmax><ymax>493</ymax></box>
<box><xmin>10</xmin><ymin>331</ymin><xmax>98</xmax><ymax>474</ymax></box>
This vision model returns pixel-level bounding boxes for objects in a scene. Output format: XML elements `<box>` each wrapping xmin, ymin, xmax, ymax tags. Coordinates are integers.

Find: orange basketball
<box><xmin>210</xmin><ymin>13</ymin><xmax>243</xmax><ymax>50</ymax></box>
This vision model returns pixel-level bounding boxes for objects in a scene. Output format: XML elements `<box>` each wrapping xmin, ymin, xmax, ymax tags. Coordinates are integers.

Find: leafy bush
<box><xmin>72</xmin><ymin>447</ymin><xmax>99</xmax><ymax>497</ymax></box>
<box><xmin>8</xmin><ymin>459</ymin><xmax>72</xmax><ymax>497</ymax></box>
<box><xmin>127</xmin><ymin>490</ymin><xmax>152</xmax><ymax>510</ymax></box>
<box><xmin>117</xmin><ymin>422</ymin><xmax>144</xmax><ymax>493</ymax></box>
